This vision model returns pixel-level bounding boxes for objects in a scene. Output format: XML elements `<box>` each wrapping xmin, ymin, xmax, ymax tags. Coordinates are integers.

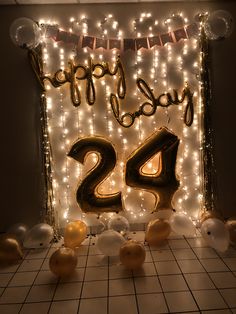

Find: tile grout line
<box><xmin>184</xmin><ymin>234</ymin><xmax>232</xmax><ymax>311</ymax></box>
<box><xmin>168</xmin><ymin>237</ymin><xmax>201</xmax><ymax>313</ymax></box>
<box><xmin>18</xmin><ymin>247</ymin><xmax>58</xmax><ymax>313</ymax></box>
<box><xmin>148</xmin><ymin>240</ymin><xmax>171</xmax><ymax>313</ymax></box>
<box><xmin>76</xmin><ymin>235</ymin><xmax>93</xmax><ymax>314</ymax></box>
<box><xmin>131</xmin><ymin>269</ymin><xmax>140</xmax><ymax>314</ymax></box>
<box><xmin>0</xmin><ymin>248</ymin><xmax>29</xmax><ymax>300</ymax></box>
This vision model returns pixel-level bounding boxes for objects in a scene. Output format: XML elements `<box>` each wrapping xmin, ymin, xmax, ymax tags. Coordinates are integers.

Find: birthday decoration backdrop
<box><xmin>36</xmin><ymin>11</ymin><xmax>204</xmax><ymax>229</ymax></box>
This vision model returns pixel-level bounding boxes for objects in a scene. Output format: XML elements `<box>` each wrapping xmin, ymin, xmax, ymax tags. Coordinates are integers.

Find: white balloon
<box><xmin>108</xmin><ymin>215</ymin><xmax>130</xmax><ymax>235</ymax></box>
<box><xmin>200</xmin><ymin>218</ymin><xmax>230</xmax><ymax>252</ymax></box>
<box><xmin>23</xmin><ymin>223</ymin><xmax>54</xmax><ymax>249</ymax></box>
<box><xmin>9</xmin><ymin>17</ymin><xmax>41</xmax><ymax>49</ymax></box>
<box><xmin>169</xmin><ymin>212</ymin><xmax>196</xmax><ymax>236</ymax></box>
<box><xmin>97</xmin><ymin>230</ymin><xmax>126</xmax><ymax>256</ymax></box>
<box><xmin>7</xmin><ymin>223</ymin><xmax>29</xmax><ymax>242</ymax></box>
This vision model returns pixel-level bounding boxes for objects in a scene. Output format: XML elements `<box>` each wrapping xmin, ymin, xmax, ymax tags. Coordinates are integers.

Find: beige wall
<box><xmin>0</xmin><ymin>1</ymin><xmax>236</xmax><ymax>231</ymax></box>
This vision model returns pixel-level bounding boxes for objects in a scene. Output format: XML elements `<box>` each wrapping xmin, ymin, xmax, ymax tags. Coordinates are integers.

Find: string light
<box><xmin>40</xmin><ymin>12</ymin><xmax>203</xmax><ymax>226</ymax></box>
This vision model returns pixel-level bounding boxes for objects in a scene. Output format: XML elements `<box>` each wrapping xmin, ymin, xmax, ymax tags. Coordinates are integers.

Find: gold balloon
<box><xmin>0</xmin><ymin>236</ymin><xmax>23</xmax><ymax>264</ymax></box>
<box><xmin>200</xmin><ymin>211</ymin><xmax>223</xmax><ymax>225</ymax></box>
<box><xmin>145</xmin><ymin>219</ymin><xmax>171</xmax><ymax>246</ymax></box>
<box><xmin>226</xmin><ymin>219</ymin><xmax>236</xmax><ymax>245</ymax></box>
<box><xmin>125</xmin><ymin>127</ymin><xmax>179</xmax><ymax>212</ymax></box>
<box><xmin>119</xmin><ymin>240</ymin><xmax>146</xmax><ymax>270</ymax></box>
<box><xmin>64</xmin><ymin>220</ymin><xmax>87</xmax><ymax>249</ymax></box>
<box><xmin>49</xmin><ymin>247</ymin><xmax>77</xmax><ymax>277</ymax></box>
<box><xmin>68</xmin><ymin>137</ymin><xmax>123</xmax><ymax>214</ymax></box>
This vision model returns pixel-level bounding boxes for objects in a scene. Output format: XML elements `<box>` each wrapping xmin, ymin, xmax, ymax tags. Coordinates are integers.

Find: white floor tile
<box><xmin>77</xmin><ymin>256</ymin><xmax>87</xmax><ymax>268</ymax></box>
<box><xmin>81</xmin><ymin>280</ymin><xmax>107</xmax><ymax>298</ymax></box>
<box><xmin>0</xmin><ymin>263</ymin><xmax>20</xmax><ymax>274</ymax></box>
<box><xmin>59</xmin><ymin>268</ymin><xmax>85</xmax><ymax>283</ymax></box>
<box><xmin>184</xmin><ymin>273</ymin><xmax>215</xmax><ymax>290</ymax></box>
<box><xmin>109</xmin><ymin>278</ymin><xmax>134</xmax><ymax>296</ymax></box>
<box><xmin>200</xmin><ymin>258</ymin><xmax>230</xmax><ymax>272</ymax></box>
<box><xmin>193</xmin><ymin>248</ymin><xmax>218</xmax><ymax>259</ymax></box>
<box><xmin>159</xmin><ymin>274</ymin><xmax>189</xmax><ymax>292</ymax></box>
<box><xmin>151</xmin><ymin>250</ymin><xmax>175</xmax><ymax>261</ymax></box>
<box><xmin>168</xmin><ymin>239</ymin><xmax>190</xmax><ymax>249</ymax></box>
<box><xmin>209</xmin><ymin>272</ymin><xmax>236</xmax><ymax>288</ymax></box>
<box><xmin>0</xmin><ymin>286</ymin><xmax>30</xmax><ymax>304</ymax></box>
<box><xmin>86</xmin><ymin>255</ymin><xmax>108</xmax><ymax>267</ymax></box>
<box><xmin>0</xmin><ymin>273</ymin><xmax>13</xmax><ymax>287</ymax></box>
<box><xmin>220</xmin><ymin>288</ymin><xmax>236</xmax><ymax>307</ymax></box>
<box><xmin>137</xmin><ymin>293</ymin><xmax>168</xmax><ymax>314</ymax></box>
<box><xmin>41</xmin><ymin>259</ymin><xmax>50</xmax><ymax>271</ymax></box>
<box><xmin>26</xmin><ymin>284</ymin><xmax>56</xmax><ymax>302</ymax></box>
<box><xmin>149</xmin><ymin>240</ymin><xmax>169</xmax><ymax>250</ymax></box>
<box><xmin>192</xmin><ymin>289</ymin><xmax>227</xmax><ymax>310</ymax></box>
<box><xmin>34</xmin><ymin>270</ymin><xmax>58</xmax><ymax>285</ymax></box>
<box><xmin>49</xmin><ymin>300</ymin><xmax>79</xmax><ymax>314</ymax></box>
<box><xmin>109</xmin><ymin>264</ymin><xmax>132</xmax><ymax>279</ymax></box>
<box><xmin>201</xmin><ymin>310</ymin><xmax>231</xmax><ymax>314</ymax></box>
<box><xmin>177</xmin><ymin>259</ymin><xmax>205</xmax><ymax>273</ymax></box>
<box><xmin>18</xmin><ymin>259</ymin><xmax>43</xmax><ymax>272</ymax></box>
<box><xmin>165</xmin><ymin>291</ymin><xmax>198</xmax><ymax>312</ymax></box>
<box><xmin>54</xmin><ymin>282</ymin><xmax>82</xmax><ymax>300</ymax></box>
<box><xmin>75</xmin><ymin>245</ymin><xmax>89</xmax><ymax>256</ymax></box>
<box><xmin>84</xmin><ymin>266</ymin><xmax>108</xmax><ymax>281</ymax></box>
<box><xmin>25</xmin><ymin>248</ymin><xmax>49</xmax><ymax>259</ymax></box>
<box><xmin>8</xmin><ymin>271</ymin><xmax>37</xmax><ymax>287</ymax></box>
<box><xmin>20</xmin><ymin>302</ymin><xmax>50</xmax><ymax>314</ymax></box>
<box><xmin>79</xmin><ymin>297</ymin><xmax>107</xmax><ymax>314</ymax></box>
<box><xmin>134</xmin><ymin>276</ymin><xmax>161</xmax><ymax>294</ymax></box>
<box><xmin>109</xmin><ymin>295</ymin><xmax>138</xmax><ymax>314</ymax></box>
<box><xmin>222</xmin><ymin>258</ymin><xmax>236</xmax><ymax>271</ymax></box>
<box><xmin>187</xmin><ymin>238</ymin><xmax>209</xmax><ymax>248</ymax></box>
<box><xmin>155</xmin><ymin>261</ymin><xmax>181</xmax><ymax>275</ymax></box>
<box><xmin>0</xmin><ymin>304</ymin><xmax>22</xmax><ymax>314</ymax></box>
<box><xmin>172</xmin><ymin>248</ymin><xmax>197</xmax><ymax>260</ymax></box>
<box><xmin>132</xmin><ymin>262</ymin><xmax>157</xmax><ymax>277</ymax></box>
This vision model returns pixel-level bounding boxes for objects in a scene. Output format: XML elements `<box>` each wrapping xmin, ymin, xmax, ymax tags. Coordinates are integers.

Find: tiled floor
<box><xmin>1</xmin><ymin>230</ymin><xmax>236</xmax><ymax>314</ymax></box>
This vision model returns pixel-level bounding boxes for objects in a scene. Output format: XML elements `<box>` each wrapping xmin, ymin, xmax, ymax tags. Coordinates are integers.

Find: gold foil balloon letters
<box><xmin>126</xmin><ymin>127</ymin><xmax>179</xmax><ymax>212</ymax></box>
<box><xmin>68</xmin><ymin>137</ymin><xmax>123</xmax><ymax>214</ymax></box>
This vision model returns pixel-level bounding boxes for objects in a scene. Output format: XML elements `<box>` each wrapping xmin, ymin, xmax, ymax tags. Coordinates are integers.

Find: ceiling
<box><xmin>0</xmin><ymin>0</ymin><xmax>217</xmax><ymax>4</ymax></box>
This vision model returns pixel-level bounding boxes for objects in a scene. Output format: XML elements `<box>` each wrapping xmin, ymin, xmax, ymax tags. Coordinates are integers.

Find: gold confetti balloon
<box><xmin>0</xmin><ymin>236</ymin><xmax>23</xmax><ymax>264</ymax></box>
<box><xmin>49</xmin><ymin>247</ymin><xmax>78</xmax><ymax>277</ymax></box>
<box><xmin>64</xmin><ymin>220</ymin><xmax>87</xmax><ymax>249</ymax></box>
<box><xmin>145</xmin><ymin>219</ymin><xmax>171</xmax><ymax>246</ymax></box>
<box><xmin>119</xmin><ymin>240</ymin><xmax>146</xmax><ymax>270</ymax></box>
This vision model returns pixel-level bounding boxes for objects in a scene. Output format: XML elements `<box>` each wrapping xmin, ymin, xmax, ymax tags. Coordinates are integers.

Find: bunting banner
<box><xmin>45</xmin><ymin>22</ymin><xmax>199</xmax><ymax>51</ymax></box>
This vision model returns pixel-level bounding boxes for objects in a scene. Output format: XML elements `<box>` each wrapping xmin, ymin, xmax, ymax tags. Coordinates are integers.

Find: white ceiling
<box><xmin>0</xmin><ymin>0</ymin><xmax>218</xmax><ymax>4</ymax></box>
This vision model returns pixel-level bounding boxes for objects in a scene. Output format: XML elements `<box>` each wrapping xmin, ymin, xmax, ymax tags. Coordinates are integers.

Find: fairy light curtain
<box><xmin>39</xmin><ymin>12</ymin><xmax>203</xmax><ymax>229</ymax></box>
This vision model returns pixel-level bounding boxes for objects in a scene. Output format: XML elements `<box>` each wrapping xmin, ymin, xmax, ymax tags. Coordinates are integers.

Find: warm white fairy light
<box><xmin>40</xmin><ymin>12</ymin><xmax>204</xmax><ymax>226</ymax></box>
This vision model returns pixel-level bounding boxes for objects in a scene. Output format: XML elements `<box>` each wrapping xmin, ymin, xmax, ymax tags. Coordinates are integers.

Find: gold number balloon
<box><xmin>64</xmin><ymin>220</ymin><xmax>87</xmax><ymax>249</ymax></box>
<box><xmin>0</xmin><ymin>236</ymin><xmax>23</xmax><ymax>264</ymax></box>
<box><xmin>126</xmin><ymin>127</ymin><xmax>179</xmax><ymax>212</ymax></box>
<box><xmin>145</xmin><ymin>219</ymin><xmax>171</xmax><ymax>246</ymax></box>
<box><xmin>119</xmin><ymin>240</ymin><xmax>146</xmax><ymax>270</ymax></box>
<box><xmin>49</xmin><ymin>247</ymin><xmax>77</xmax><ymax>277</ymax></box>
<box><xmin>68</xmin><ymin>137</ymin><xmax>122</xmax><ymax>214</ymax></box>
